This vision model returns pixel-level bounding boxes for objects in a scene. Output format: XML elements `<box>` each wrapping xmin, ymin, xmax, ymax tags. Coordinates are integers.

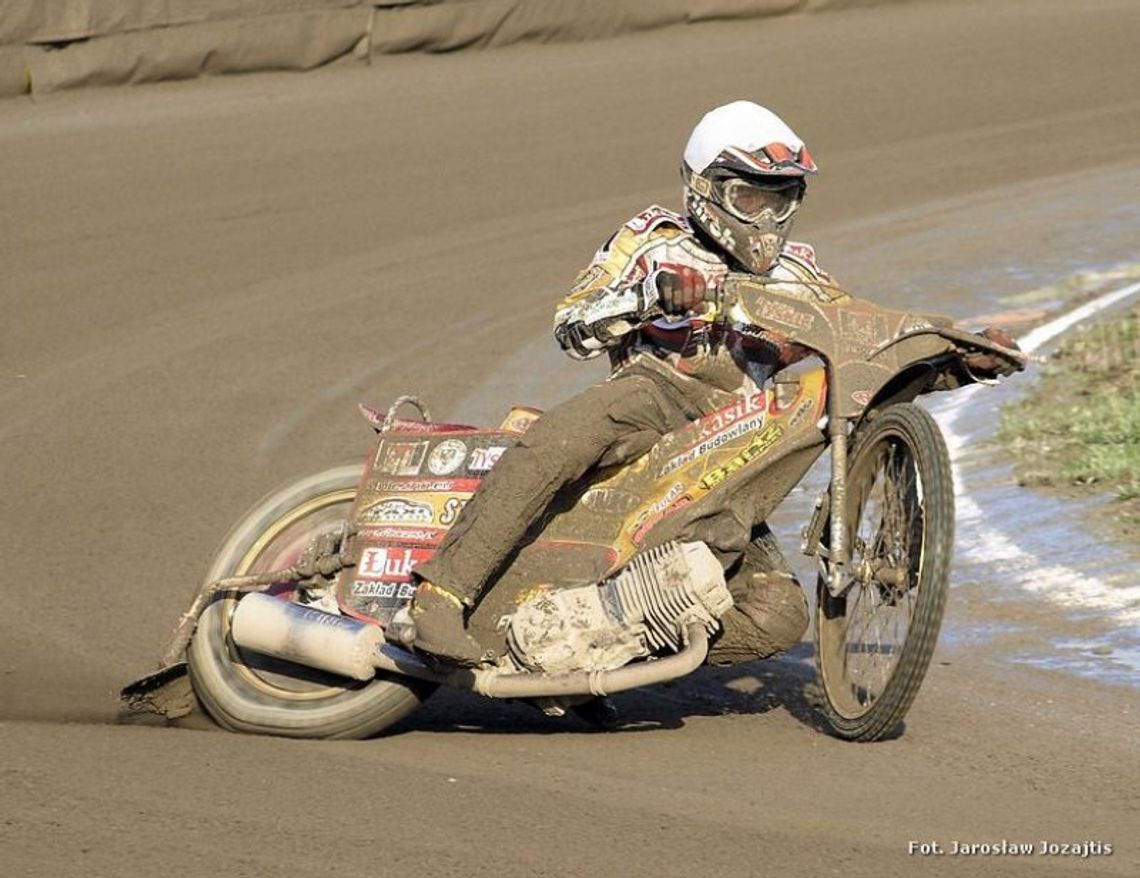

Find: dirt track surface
<box><xmin>2</xmin><ymin>1</ymin><xmax>1139</xmax><ymax>875</ymax></box>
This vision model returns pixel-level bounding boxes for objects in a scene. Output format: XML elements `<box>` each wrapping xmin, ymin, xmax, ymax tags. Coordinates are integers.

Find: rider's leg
<box><xmin>409</xmin><ymin>371</ymin><xmax>697</xmax><ymax>663</ymax></box>
<box><xmin>707</xmin><ymin>523</ymin><xmax>809</xmax><ymax>665</ymax></box>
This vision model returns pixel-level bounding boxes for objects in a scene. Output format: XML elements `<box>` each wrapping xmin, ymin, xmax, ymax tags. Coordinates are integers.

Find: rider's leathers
<box><xmin>414</xmin><ymin>205</ymin><xmax>835</xmax><ymax>663</ymax></box>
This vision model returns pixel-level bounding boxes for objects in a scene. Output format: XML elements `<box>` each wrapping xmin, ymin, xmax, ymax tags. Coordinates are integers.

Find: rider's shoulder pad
<box><xmin>623</xmin><ymin>204</ymin><xmax>689</xmax><ymax>235</ymax></box>
<box><xmin>602</xmin><ymin>206</ymin><xmax>689</xmax><ymax>264</ymax></box>
<box><xmin>776</xmin><ymin>240</ymin><xmax>828</xmax><ymax>280</ymax></box>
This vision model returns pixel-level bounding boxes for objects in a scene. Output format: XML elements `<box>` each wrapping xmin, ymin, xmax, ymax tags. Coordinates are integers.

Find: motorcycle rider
<box><xmin>408</xmin><ymin>100</ymin><xmax>1013</xmax><ymax>667</ymax></box>
<box><xmin>407</xmin><ymin>101</ymin><xmax>828</xmax><ymax>666</ymax></box>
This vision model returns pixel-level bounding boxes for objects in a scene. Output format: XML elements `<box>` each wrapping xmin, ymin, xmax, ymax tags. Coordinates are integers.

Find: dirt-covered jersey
<box><xmin>553</xmin><ymin>205</ymin><xmax>835</xmax><ymax>387</ymax></box>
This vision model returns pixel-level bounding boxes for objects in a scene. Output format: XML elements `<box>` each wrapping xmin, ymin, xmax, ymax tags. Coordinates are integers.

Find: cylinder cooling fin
<box><xmin>506</xmin><ymin>541</ymin><xmax>733</xmax><ymax>675</ymax></box>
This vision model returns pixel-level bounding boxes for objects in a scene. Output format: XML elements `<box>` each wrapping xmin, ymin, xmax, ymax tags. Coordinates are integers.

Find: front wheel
<box><xmin>187</xmin><ymin>464</ymin><xmax>436</xmax><ymax>739</ymax></box>
<box><xmin>816</xmin><ymin>403</ymin><xmax>954</xmax><ymax>742</ymax></box>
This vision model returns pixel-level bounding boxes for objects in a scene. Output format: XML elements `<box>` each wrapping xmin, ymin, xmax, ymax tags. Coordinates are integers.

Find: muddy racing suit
<box><xmin>415</xmin><ymin>206</ymin><xmax>834</xmax><ymax>663</ymax></box>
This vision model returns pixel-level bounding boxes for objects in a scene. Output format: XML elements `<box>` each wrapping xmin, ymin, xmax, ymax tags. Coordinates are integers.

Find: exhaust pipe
<box><xmin>230</xmin><ymin>592</ymin><xmax>710</xmax><ymax>696</ymax></box>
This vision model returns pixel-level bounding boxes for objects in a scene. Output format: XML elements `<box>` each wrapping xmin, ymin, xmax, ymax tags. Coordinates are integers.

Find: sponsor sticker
<box><xmin>350</xmin><ymin>580</ymin><xmax>417</xmax><ymax>600</ymax></box>
<box><xmin>630</xmin><ymin>490</ymin><xmax>694</xmax><ymax>546</ymax></box>
<box><xmin>501</xmin><ymin>409</ymin><xmax>540</xmax><ymax>434</ymax></box>
<box><xmin>787</xmin><ymin>397</ymin><xmax>815</xmax><ymax>428</ymax></box>
<box><xmin>839</xmin><ymin>311</ymin><xmax>888</xmax><ymax>356</ymax></box>
<box><xmin>626</xmin><ymin>205</ymin><xmax>677</xmax><ymax>233</ymax></box>
<box><xmin>369</xmin><ymin>477</ymin><xmax>480</xmax><ymax>494</ymax></box>
<box><xmin>359</xmin><ymin>497</ymin><xmax>434</xmax><ymax>525</ymax></box>
<box><xmin>660</xmin><ymin>410</ymin><xmax>767</xmax><ymax>477</ymax></box>
<box><xmin>357</xmin><ymin>526</ymin><xmax>442</xmax><ymax>545</ymax></box>
<box><xmin>659</xmin><ymin>446</ymin><xmax>699</xmax><ymax>479</ymax></box>
<box><xmin>568</xmin><ymin>264</ymin><xmax>607</xmax><ymax>295</ymax></box>
<box><xmin>581</xmin><ymin>290</ymin><xmax>640</xmax><ymax>323</ymax></box>
<box><xmin>428</xmin><ymin>439</ymin><xmax>468</xmax><ymax>476</ymax></box>
<box><xmin>700</xmin><ymin>393</ymin><xmax>767</xmax><ymax>439</ymax></box>
<box><xmin>468</xmin><ymin>445</ymin><xmax>508</xmax><ymax>472</ymax></box>
<box><xmin>439</xmin><ymin>496</ymin><xmax>468</xmax><ymax>526</ymax></box>
<box><xmin>783</xmin><ymin>241</ymin><xmax>818</xmax><ymax>266</ymax></box>
<box><xmin>699</xmin><ymin>424</ymin><xmax>784</xmax><ymax>490</ymax></box>
<box><xmin>356</xmin><ymin>546</ymin><xmax>431</xmax><ymax>581</ymax></box>
<box><xmin>375</xmin><ymin>440</ymin><xmax>428</xmax><ymax>476</ymax></box>
<box><xmin>581</xmin><ymin>486</ymin><xmax>643</xmax><ymax>516</ymax></box>
<box><xmin>648</xmin><ymin>482</ymin><xmax>685</xmax><ymax>514</ymax></box>
<box><xmin>759</xmin><ymin>298</ymin><xmax>816</xmax><ymax>331</ymax></box>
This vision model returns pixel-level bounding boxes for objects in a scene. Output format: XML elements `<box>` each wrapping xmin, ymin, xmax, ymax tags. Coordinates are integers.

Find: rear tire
<box><xmin>187</xmin><ymin>465</ymin><xmax>435</xmax><ymax>739</ymax></box>
<box><xmin>815</xmin><ymin>404</ymin><xmax>953</xmax><ymax>742</ymax></box>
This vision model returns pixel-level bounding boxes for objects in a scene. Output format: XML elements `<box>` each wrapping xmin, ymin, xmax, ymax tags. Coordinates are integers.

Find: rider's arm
<box><xmin>554</xmin><ymin>209</ymin><xmax>730</xmax><ymax>359</ymax></box>
<box><xmin>553</xmin><ymin>225</ymin><xmax>667</xmax><ymax>360</ymax></box>
<box><xmin>553</xmin><ymin>276</ymin><xmax>655</xmax><ymax>360</ymax></box>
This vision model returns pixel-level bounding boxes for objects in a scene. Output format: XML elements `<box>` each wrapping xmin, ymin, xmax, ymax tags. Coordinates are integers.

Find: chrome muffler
<box><xmin>230</xmin><ymin>593</ymin><xmax>385</xmax><ymax>681</ymax></box>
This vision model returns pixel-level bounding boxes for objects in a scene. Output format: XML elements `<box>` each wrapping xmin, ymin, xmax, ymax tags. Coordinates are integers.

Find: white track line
<box><xmin>939</xmin><ymin>281</ymin><xmax>1140</xmax><ymax>623</ymax></box>
<box><xmin>1018</xmin><ymin>281</ymin><xmax>1140</xmax><ymax>354</ymax></box>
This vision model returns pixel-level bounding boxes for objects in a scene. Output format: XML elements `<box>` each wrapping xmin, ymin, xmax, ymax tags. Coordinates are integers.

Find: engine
<box><xmin>506</xmin><ymin>541</ymin><xmax>733</xmax><ymax>674</ymax></box>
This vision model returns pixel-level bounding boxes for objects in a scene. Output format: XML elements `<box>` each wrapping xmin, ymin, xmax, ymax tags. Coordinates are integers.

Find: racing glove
<box><xmin>653</xmin><ymin>264</ymin><xmax>718</xmax><ymax>315</ymax></box>
<box><xmin>965</xmin><ymin>327</ymin><xmax>1025</xmax><ymax>378</ymax></box>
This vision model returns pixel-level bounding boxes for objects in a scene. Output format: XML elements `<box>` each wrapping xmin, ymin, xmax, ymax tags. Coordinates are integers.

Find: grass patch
<box><xmin>999</xmin><ymin>307</ymin><xmax>1140</xmax><ymax>535</ymax></box>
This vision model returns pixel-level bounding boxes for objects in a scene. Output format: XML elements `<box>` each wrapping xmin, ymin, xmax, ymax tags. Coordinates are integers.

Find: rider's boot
<box><xmin>407</xmin><ymin>580</ymin><xmax>488</xmax><ymax>667</ymax></box>
<box><xmin>571</xmin><ymin>696</ymin><xmax>621</xmax><ymax>731</ymax></box>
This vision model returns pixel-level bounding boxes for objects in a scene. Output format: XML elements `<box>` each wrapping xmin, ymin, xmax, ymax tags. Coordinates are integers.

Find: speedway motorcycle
<box><xmin>122</xmin><ymin>274</ymin><xmax>1026</xmax><ymax>742</ymax></box>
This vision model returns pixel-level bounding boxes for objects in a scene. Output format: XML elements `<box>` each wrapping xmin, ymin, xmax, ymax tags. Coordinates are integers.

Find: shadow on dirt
<box><xmin>113</xmin><ymin>642</ymin><xmax>906</xmax><ymax>742</ymax></box>
<box><xmin>394</xmin><ymin>643</ymin><xmax>839</xmax><ymax>737</ymax></box>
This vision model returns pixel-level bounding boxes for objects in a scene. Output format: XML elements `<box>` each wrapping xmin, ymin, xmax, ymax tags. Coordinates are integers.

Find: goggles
<box><xmin>717</xmin><ymin>177</ymin><xmax>803</xmax><ymax>224</ymax></box>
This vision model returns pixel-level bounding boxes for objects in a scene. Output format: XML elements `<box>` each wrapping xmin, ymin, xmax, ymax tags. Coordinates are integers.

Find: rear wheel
<box><xmin>187</xmin><ymin>465</ymin><xmax>435</xmax><ymax>739</ymax></box>
<box><xmin>816</xmin><ymin>404</ymin><xmax>953</xmax><ymax>741</ymax></box>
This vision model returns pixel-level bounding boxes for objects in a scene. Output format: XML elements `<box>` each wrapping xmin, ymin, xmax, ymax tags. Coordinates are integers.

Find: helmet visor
<box><xmin>718</xmin><ymin>178</ymin><xmax>803</xmax><ymax>223</ymax></box>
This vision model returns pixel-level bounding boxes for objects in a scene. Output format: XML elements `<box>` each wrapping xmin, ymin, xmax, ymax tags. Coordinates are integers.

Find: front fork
<box><xmin>825</xmin><ymin>417</ymin><xmax>851</xmax><ymax>598</ymax></box>
<box><xmin>801</xmin><ymin>406</ymin><xmax>853</xmax><ymax>599</ymax></box>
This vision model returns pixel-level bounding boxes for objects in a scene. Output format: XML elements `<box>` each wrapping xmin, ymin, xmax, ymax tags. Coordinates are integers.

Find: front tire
<box><xmin>815</xmin><ymin>404</ymin><xmax>954</xmax><ymax>742</ymax></box>
<box><xmin>187</xmin><ymin>465</ymin><xmax>435</xmax><ymax>739</ymax></box>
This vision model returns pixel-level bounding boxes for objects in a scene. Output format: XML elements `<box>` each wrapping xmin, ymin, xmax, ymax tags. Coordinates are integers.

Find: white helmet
<box><xmin>682</xmin><ymin>101</ymin><xmax>817</xmax><ymax>273</ymax></box>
